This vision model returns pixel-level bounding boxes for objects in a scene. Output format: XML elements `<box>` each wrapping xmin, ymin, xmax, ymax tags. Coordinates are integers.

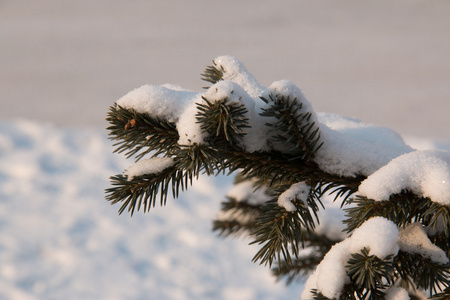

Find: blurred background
<box><xmin>2</xmin><ymin>0</ymin><xmax>450</xmax><ymax>140</ymax></box>
<box><xmin>0</xmin><ymin>0</ymin><xmax>449</xmax><ymax>299</ymax></box>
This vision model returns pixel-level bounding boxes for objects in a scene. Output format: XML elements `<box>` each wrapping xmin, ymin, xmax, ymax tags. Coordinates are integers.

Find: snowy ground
<box><xmin>1</xmin><ymin>0</ymin><xmax>450</xmax><ymax>299</ymax></box>
<box><xmin>0</xmin><ymin>120</ymin><xmax>303</xmax><ymax>300</ymax></box>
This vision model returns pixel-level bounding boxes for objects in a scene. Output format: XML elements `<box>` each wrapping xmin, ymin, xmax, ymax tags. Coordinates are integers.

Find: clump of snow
<box><xmin>404</xmin><ymin>136</ymin><xmax>450</xmax><ymax>152</ymax></box>
<box><xmin>175</xmin><ymin>78</ymin><xmax>272</xmax><ymax>152</ymax></box>
<box><xmin>117</xmin><ymin>84</ymin><xmax>197</xmax><ymax>122</ymax></box>
<box><xmin>301</xmin><ymin>217</ymin><xmax>399</xmax><ymax>299</ymax></box>
<box><xmin>243</xmin><ymin>106</ymin><xmax>272</xmax><ymax>152</ymax></box>
<box><xmin>399</xmin><ymin>223</ymin><xmax>449</xmax><ymax>264</ymax></box>
<box><xmin>176</xmin><ymin>100</ymin><xmax>206</xmax><ymax>146</ymax></box>
<box><xmin>300</xmin><ymin>268</ymin><xmax>319</xmax><ymax>299</ymax></box>
<box><xmin>177</xmin><ymin>80</ymin><xmax>264</xmax><ymax>148</ymax></box>
<box><xmin>213</xmin><ymin>55</ymin><xmax>265</xmax><ymax>98</ymax></box>
<box><xmin>256</xmin><ymin>83</ymin><xmax>412</xmax><ymax>177</ymax></box>
<box><xmin>349</xmin><ymin>217</ymin><xmax>400</xmax><ymax>258</ymax></box>
<box><xmin>358</xmin><ymin>150</ymin><xmax>450</xmax><ymax>205</ymax></box>
<box><xmin>302</xmin><ymin>239</ymin><xmax>352</xmax><ymax>299</ymax></box>
<box><xmin>321</xmin><ymin>113</ymin><xmax>413</xmax><ymax>152</ymax></box>
<box><xmin>265</xmin><ymin>80</ymin><xmax>316</xmax><ymax>119</ymax></box>
<box><xmin>303</xmin><ymin>218</ymin><xmax>448</xmax><ymax>299</ymax></box>
<box><xmin>316</xmin><ymin>113</ymin><xmax>413</xmax><ymax>177</ymax></box>
<box><xmin>203</xmin><ymin>80</ymin><xmax>250</xmax><ymax>107</ymax></box>
<box><xmin>124</xmin><ymin>157</ymin><xmax>174</xmax><ymax>180</ymax></box>
<box><xmin>385</xmin><ymin>287</ymin><xmax>410</xmax><ymax>300</ymax></box>
<box><xmin>278</xmin><ymin>182</ymin><xmax>310</xmax><ymax>212</ymax></box>
<box><xmin>114</xmin><ymin>56</ymin><xmax>273</xmax><ymax>152</ymax></box>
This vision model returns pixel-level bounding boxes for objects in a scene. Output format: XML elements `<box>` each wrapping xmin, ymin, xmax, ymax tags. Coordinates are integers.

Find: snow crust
<box><xmin>264</xmin><ymin>79</ymin><xmax>315</xmax><ymax>118</ymax></box>
<box><xmin>316</xmin><ymin>113</ymin><xmax>413</xmax><ymax>177</ymax></box>
<box><xmin>212</xmin><ymin>56</ymin><xmax>265</xmax><ymax>99</ymax></box>
<box><xmin>278</xmin><ymin>182</ymin><xmax>310</xmax><ymax>212</ymax></box>
<box><xmin>303</xmin><ymin>238</ymin><xmax>351</xmax><ymax>299</ymax></box>
<box><xmin>177</xmin><ymin>100</ymin><xmax>205</xmax><ymax>145</ymax></box>
<box><xmin>117</xmin><ymin>84</ymin><xmax>197</xmax><ymax>123</ymax></box>
<box><xmin>399</xmin><ymin>223</ymin><xmax>449</xmax><ymax>264</ymax></box>
<box><xmin>116</xmin><ymin>56</ymin><xmax>271</xmax><ymax>153</ymax></box>
<box><xmin>124</xmin><ymin>157</ymin><xmax>174</xmax><ymax>180</ymax></box>
<box><xmin>359</xmin><ymin>150</ymin><xmax>450</xmax><ymax>205</ymax></box>
<box><xmin>302</xmin><ymin>217</ymin><xmax>399</xmax><ymax>299</ymax></box>
<box><xmin>349</xmin><ymin>217</ymin><xmax>400</xmax><ymax>258</ymax></box>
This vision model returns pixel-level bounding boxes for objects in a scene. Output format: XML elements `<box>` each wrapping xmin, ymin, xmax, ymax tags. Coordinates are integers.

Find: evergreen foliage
<box><xmin>106</xmin><ymin>57</ymin><xmax>449</xmax><ymax>299</ymax></box>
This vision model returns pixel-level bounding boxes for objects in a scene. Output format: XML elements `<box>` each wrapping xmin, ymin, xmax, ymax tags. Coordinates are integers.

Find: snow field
<box><xmin>0</xmin><ymin>120</ymin><xmax>301</xmax><ymax>300</ymax></box>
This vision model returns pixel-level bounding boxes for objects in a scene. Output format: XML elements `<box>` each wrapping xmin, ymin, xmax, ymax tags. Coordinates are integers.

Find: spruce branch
<box><xmin>429</xmin><ymin>232</ymin><xmax>450</xmax><ymax>258</ymax></box>
<box><xmin>422</xmin><ymin>202</ymin><xmax>450</xmax><ymax>239</ymax></box>
<box><xmin>212</xmin><ymin>196</ymin><xmax>263</xmax><ymax>237</ymax></box>
<box><xmin>201</xmin><ymin>60</ymin><xmax>225</xmax><ymax>87</ymax></box>
<box><xmin>312</xmin><ymin>283</ymin><xmax>387</xmax><ymax>300</ymax></box>
<box><xmin>344</xmin><ymin>191</ymin><xmax>432</xmax><ymax>233</ymax></box>
<box><xmin>430</xmin><ymin>286</ymin><xmax>450</xmax><ymax>299</ymax></box>
<box><xmin>226</xmin><ymin>149</ymin><xmax>363</xmax><ymax>194</ymax></box>
<box><xmin>105</xmin><ymin>57</ymin><xmax>450</xmax><ymax>298</ymax></box>
<box><xmin>311</xmin><ymin>283</ymin><xmax>376</xmax><ymax>300</ymax></box>
<box><xmin>260</xmin><ymin>93</ymin><xmax>322</xmax><ymax>160</ymax></box>
<box><xmin>316</xmin><ymin>178</ymin><xmax>365</xmax><ymax>207</ymax></box>
<box><xmin>394</xmin><ymin>251</ymin><xmax>450</xmax><ymax>296</ymax></box>
<box><xmin>212</xmin><ymin>220</ymin><xmax>256</xmax><ymax>237</ymax></box>
<box><xmin>250</xmin><ymin>194</ymin><xmax>320</xmax><ymax>267</ymax></box>
<box><xmin>106</xmin><ymin>104</ymin><xmax>179</xmax><ymax>160</ymax></box>
<box><xmin>196</xmin><ymin>95</ymin><xmax>249</xmax><ymax>147</ymax></box>
<box><xmin>311</xmin><ymin>290</ymin><xmax>332</xmax><ymax>300</ymax></box>
<box><xmin>273</xmin><ymin>254</ymin><xmax>323</xmax><ymax>285</ymax></box>
<box><xmin>250</xmin><ymin>203</ymin><xmax>305</xmax><ymax>267</ymax></box>
<box><xmin>345</xmin><ymin>248</ymin><xmax>395</xmax><ymax>293</ymax></box>
<box><xmin>218</xmin><ymin>196</ymin><xmax>265</xmax><ymax>215</ymax></box>
<box><xmin>226</xmin><ymin>151</ymin><xmax>310</xmax><ymax>188</ymax></box>
<box><xmin>272</xmin><ymin>232</ymin><xmax>338</xmax><ymax>285</ymax></box>
<box><xmin>105</xmin><ymin>165</ymin><xmax>186</xmax><ymax>216</ymax></box>
<box><xmin>176</xmin><ymin>143</ymin><xmax>222</xmax><ymax>177</ymax></box>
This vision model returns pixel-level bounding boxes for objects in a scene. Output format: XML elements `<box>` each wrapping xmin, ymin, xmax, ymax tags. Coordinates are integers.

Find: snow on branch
<box><xmin>106</xmin><ymin>55</ymin><xmax>450</xmax><ymax>299</ymax></box>
<box><xmin>301</xmin><ymin>217</ymin><xmax>400</xmax><ymax>299</ymax></box>
<box><xmin>359</xmin><ymin>150</ymin><xmax>450</xmax><ymax>205</ymax></box>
